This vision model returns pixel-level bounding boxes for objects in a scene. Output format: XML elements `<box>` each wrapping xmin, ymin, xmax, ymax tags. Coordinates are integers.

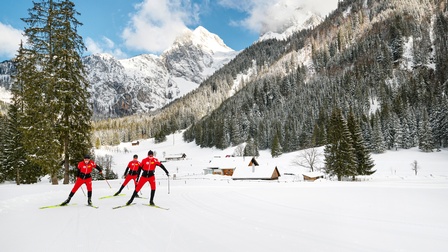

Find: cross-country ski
<box><xmin>39</xmin><ymin>203</ymin><xmax>77</xmax><ymax>209</ymax></box>
<box><xmin>112</xmin><ymin>203</ymin><xmax>136</xmax><ymax>209</ymax></box>
<box><xmin>142</xmin><ymin>203</ymin><xmax>169</xmax><ymax>210</ymax></box>
<box><xmin>99</xmin><ymin>193</ymin><xmax>125</xmax><ymax>199</ymax></box>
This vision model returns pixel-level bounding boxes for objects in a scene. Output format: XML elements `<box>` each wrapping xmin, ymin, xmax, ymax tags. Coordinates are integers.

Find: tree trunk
<box><xmin>51</xmin><ymin>174</ymin><xmax>58</xmax><ymax>185</ymax></box>
<box><xmin>63</xmin><ymin>133</ymin><xmax>70</xmax><ymax>184</ymax></box>
<box><xmin>16</xmin><ymin>168</ymin><xmax>20</xmax><ymax>185</ymax></box>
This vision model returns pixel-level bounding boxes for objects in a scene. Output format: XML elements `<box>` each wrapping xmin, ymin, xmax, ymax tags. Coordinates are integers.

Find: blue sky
<box><xmin>0</xmin><ymin>0</ymin><xmax>339</xmax><ymax>61</ymax></box>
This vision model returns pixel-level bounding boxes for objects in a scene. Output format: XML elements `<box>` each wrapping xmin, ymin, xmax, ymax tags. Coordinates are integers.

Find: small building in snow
<box><xmin>165</xmin><ymin>153</ymin><xmax>187</xmax><ymax>161</ymax></box>
<box><xmin>302</xmin><ymin>171</ymin><xmax>325</xmax><ymax>181</ymax></box>
<box><xmin>204</xmin><ymin>156</ymin><xmax>241</xmax><ymax>176</ymax></box>
<box><xmin>232</xmin><ymin>157</ymin><xmax>281</xmax><ymax>180</ymax></box>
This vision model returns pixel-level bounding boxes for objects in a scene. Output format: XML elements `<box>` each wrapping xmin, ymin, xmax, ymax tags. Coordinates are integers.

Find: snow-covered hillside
<box><xmin>1</xmin><ymin>131</ymin><xmax>448</xmax><ymax>252</ymax></box>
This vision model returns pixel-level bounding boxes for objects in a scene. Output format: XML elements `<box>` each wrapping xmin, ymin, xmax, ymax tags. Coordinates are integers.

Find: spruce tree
<box><xmin>0</xmin><ymin>114</ymin><xmax>8</xmax><ymax>183</ymax></box>
<box><xmin>244</xmin><ymin>137</ymin><xmax>259</xmax><ymax>157</ymax></box>
<box><xmin>370</xmin><ymin>114</ymin><xmax>386</xmax><ymax>153</ymax></box>
<box><xmin>324</xmin><ymin>108</ymin><xmax>356</xmax><ymax>181</ymax></box>
<box><xmin>271</xmin><ymin>132</ymin><xmax>282</xmax><ymax>158</ymax></box>
<box><xmin>8</xmin><ymin>42</ymin><xmax>46</xmax><ymax>184</ymax></box>
<box><xmin>17</xmin><ymin>0</ymin><xmax>92</xmax><ymax>184</ymax></box>
<box><xmin>419</xmin><ymin>110</ymin><xmax>434</xmax><ymax>152</ymax></box>
<box><xmin>347</xmin><ymin>110</ymin><xmax>375</xmax><ymax>177</ymax></box>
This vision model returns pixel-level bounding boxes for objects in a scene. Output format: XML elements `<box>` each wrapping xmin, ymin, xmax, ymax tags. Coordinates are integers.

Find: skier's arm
<box><xmin>158</xmin><ymin>163</ymin><xmax>169</xmax><ymax>176</ymax></box>
<box><xmin>123</xmin><ymin>167</ymin><xmax>129</xmax><ymax>177</ymax></box>
<box><xmin>136</xmin><ymin>167</ymin><xmax>142</xmax><ymax>182</ymax></box>
<box><xmin>95</xmin><ymin>164</ymin><xmax>103</xmax><ymax>174</ymax></box>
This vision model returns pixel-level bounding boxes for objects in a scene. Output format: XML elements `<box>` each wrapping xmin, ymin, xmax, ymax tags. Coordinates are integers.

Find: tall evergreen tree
<box><xmin>271</xmin><ymin>131</ymin><xmax>282</xmax><ymax>158</ymax></box>
<box><xmin>370</xmin><ymin>114</ymin><xmax>386</xmax><ymax>153</ymax></box>
<box><xmin>347</xmin><ymin>110</ymin><xmax>375</xmax><ymax>177</ymax></box>
<box><xmin>324</xmin><ymin>108</ymin><xmax>356</xmax><ymax>181</ymax></box>
<box><xmin>7</xmin><ymin>42</ymin><xmax>46</xmax><ymax>184</ymax></box>
<box><xmin>419</xmin><ymin>110</ymin><xmax>434</xmax><ymax>152</ymax></box>
<box><xmin>0</xmin><ymin>114</ymin><xmax>8</xmax><ymax>183</ymax></box>
<box><xmin>16</xmin><ymin>0</ymin><xmax>92</xmax><ymax>184</ymax></box>
<box><xmin>243</xmin><ymin>137</ymin><xmax>259</xmax><ymax>157</ymax></box>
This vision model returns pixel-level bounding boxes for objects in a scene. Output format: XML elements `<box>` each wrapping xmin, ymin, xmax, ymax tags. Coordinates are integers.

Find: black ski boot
<box><xmin>149</xmin><ymin>190</ymin><xmax>156</xmax><ymax>206</ymax></box>
<box><xmin>87</xmin><ymin>191</ymin><xmax>92</xmax><ymax>206</ymax></box>
<box><xmin>61</xmin><ymin>192</ymin><xmax>74</xmax><ymax>206</ymax></box>
<box><xmin>114</xmin><ymin>185</ymin><xmax>124</xmax><ymax>196</ymax></box>
<box><xmin>126</xmin><ymin>191</ymin><xmax>138</xmax><ymax>205</ymax></box>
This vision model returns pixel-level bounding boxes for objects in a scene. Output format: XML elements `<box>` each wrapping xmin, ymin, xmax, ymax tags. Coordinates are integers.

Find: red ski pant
<box><xmin>135</xmin><ymin>175</ymin><xmax>156</xmax><ymax>192</ymax></box>
<box><xmin>71</xmin><ymin>177</ymin><xmax>92</xmax><ymax>193</ymax></box>
<box><xmin>122</xmin><ymin>175</ymin><xmax>138</xmax><ymax>187</ymax></box>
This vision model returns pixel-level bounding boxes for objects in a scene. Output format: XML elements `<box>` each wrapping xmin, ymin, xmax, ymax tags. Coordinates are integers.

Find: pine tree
<box><xmin>347</xmin><ymin>110</ymin><xmax>375</xmax><ymax>177</ymax></box>
<box><xmin>243</xmin><ymin>137</ymin><xmax>259</xmax><ymax>157</ymax></box>
<box><xmin>324</xmin><ymin>108</ymin><xmax>356</xmax><ymax>181</ymax></box>
<box><xmin>7</xmin><ymin>42</ymin><xmax>46</xmax><ymax>184</ymax></box>
<box><xmin>370</xmin><ymin>114</ymin><xmax>386</xmax><ymax>153</ymax></box>
<box><xmin>271</xmin><ymin>132</ymin><xmax>282</xmax><ymax>158</ymax></box>
<box><xmin>0</xmin><ymin>114</ymin><xmax>8</xmax><ymax>183</ymax></box>
<box><xmin>419</xmin><ymin>110</ymin><xmax>434</xmax><ymax>152</ymax></box>
<box><xmin>16</xmin><ymin>0</ymin><xmax>92</xmax><ymax>184</ymax></box>
<box><xmin>53</xmin><ymin>0</ymin><xmax>92</xmax><ymax>184</ymax></box>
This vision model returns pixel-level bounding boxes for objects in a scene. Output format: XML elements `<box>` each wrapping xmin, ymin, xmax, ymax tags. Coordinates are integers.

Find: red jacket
<box><xmin>77</xmin><ymin>160</ymin><xmax>102</xmax><ymax>179</ymax></box>
<box><xmin>124</xmin><ymin>160</ymin><xmax>141</xmax><ymax>176</ymax></box>
<box><xmin>141</xmin><ymin>156</ymin><xmax>161</xmax><ymax>171</ymax></box>
<box><xmin>140</xmin><ymin>156</ymin><xmax>168</xmax><ymax>177</ymax></box>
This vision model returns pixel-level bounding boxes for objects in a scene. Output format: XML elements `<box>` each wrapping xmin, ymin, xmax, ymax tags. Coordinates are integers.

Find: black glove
<box><xmin>166</xmin><ymin>172</ymin><xmax>169</xmax><ymax>177</ymax></box>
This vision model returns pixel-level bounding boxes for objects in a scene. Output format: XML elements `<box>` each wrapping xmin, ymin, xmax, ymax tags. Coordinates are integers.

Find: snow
<box><xmin>0</xmin><ymin>86</ymin><xmax>11</xmax><ymax>104</ymax></box>
<box><xmin>1</xmin><ymin>131</ymin><xmax>448</xmax><ymax>252</ymax></box>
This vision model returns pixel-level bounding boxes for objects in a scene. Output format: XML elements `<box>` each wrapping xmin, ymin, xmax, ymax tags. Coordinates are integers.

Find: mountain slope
<box><xmin>100</xmin><ymin>0</ymin><xmax>448</xmax><ymax>153</ymax></box>
<box><xmin>182</xmin><ymin>0</ymin><xmax>448</xmax><ymax>151</ymax></box>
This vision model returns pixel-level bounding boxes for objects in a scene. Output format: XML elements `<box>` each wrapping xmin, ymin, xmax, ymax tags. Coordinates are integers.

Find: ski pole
<box><xmin>102</xmin><ymin>174</ymin><xmax>112</xmax><ymax>188</ymax></box>
<box><xmin>167</xmin><ymin>175</ymin><xmax>170</xmax><ymax>194</ymax></box>
<box><xmin>81</xmin><ymin>186</ymin><xmax>86</xmax><ymax>196</ymax></box>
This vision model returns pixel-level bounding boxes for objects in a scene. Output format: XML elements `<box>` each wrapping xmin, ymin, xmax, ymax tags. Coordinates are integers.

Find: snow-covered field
<box><xmin>1</xmin><ymin>131</ymin><xmax>448</xmax><ymax>252</ymax></box>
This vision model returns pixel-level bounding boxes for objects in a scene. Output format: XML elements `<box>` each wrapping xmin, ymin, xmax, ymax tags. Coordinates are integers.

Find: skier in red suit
<box><xmin>60</xmin><ymin>154</ymin><xmax>103</xmax><ymax>206</ymax></box>
<box><xmin>114</xmin><ymin>154</ymin><xmax>142</xmax><ymax>196</ymax></box>
<box><xmin>126</xmin><ymin>150</ymin><xmax>169</xmax><ymax>206</ymax></box>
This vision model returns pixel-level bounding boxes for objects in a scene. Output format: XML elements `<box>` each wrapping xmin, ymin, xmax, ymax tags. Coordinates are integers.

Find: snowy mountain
<box><xmin>258</xmin><ymin>8</ymin><xmax>324</xmax><ymax>42</ymax></box>
<box><xmin>0</xmin><ymin>60</ymin><xmax>13</xmax><ymax>94</ymax></box>
<box><xmin>85</xmin><ymin>26</ymin><xmax>238</xmax><ymax>119</ymax></box>
<box><xmin>0</xmin><ymin>26</ymin><xmax>238</xmax><ymax>119</ymax></box>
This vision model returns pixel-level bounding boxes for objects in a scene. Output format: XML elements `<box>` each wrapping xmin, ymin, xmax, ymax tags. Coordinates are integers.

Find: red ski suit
<box><xmin>70</xmin><ymin>160</ymin><xmax>102</xmax><ymax>193</ymax></box>
<box><xmin>135</xmin><ymin>156</ymin><xmax>165</xmax><ymax>192</ymax></box>
<box><xmin>122</xmin><ymin>159</ymin><xmax>141</xmax><ymax>187</ymax></box>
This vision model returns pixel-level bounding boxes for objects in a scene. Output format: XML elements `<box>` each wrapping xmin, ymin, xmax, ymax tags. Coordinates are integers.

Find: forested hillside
<box><xmin>93</xmin><ymin>0</ymin><xmax>448</xmax><ymax>157</ymax></box>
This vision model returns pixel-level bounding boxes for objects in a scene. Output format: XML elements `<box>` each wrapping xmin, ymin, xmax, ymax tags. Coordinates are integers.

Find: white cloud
<box><xmin>85</xmin><ymin>36</ymin><xmax>127</xmax><ymax>59</ymax></box>
<box><xmin>122</xmin><ymin>0</ymin><xmax>200</xmax><ymax>54</ymax></box>
<box><xmin>218</xmin><ymin>0</ymin><xmax>339</xmax><ymax>34</ymax></box>
<box><xmin>0</xmin><ymin>23</ymin><xmax>24</xmax><ymax>60</ymax></box>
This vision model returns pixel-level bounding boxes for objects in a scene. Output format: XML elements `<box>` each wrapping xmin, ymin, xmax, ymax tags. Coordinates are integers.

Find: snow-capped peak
<box><xmin>168</xmin><ymin>26</ymin><xmax>234</xmax><ymax>54</ymax></box>
<box><xmin>258</xmin><ymin>11</ymin><xmax>323</xmax><ymax>42</ymax></box>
